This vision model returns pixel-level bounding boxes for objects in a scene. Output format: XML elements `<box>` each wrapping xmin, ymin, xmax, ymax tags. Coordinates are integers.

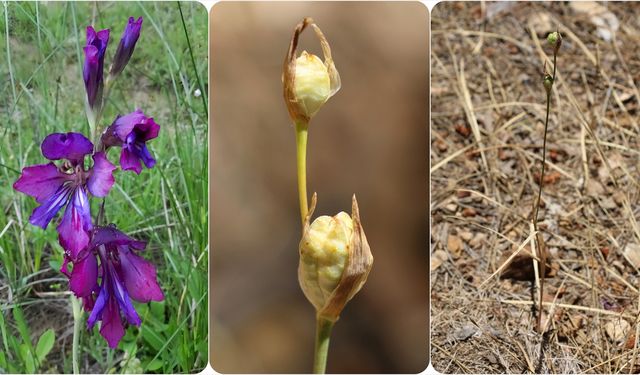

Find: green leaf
<box><xmin>12</xmin><ymin>306</ymin><xmax>33</xmax><ymax>352</ymax></box>
<box><xmin>145</xmin><ymin>358</ymin><xmax>163</xmax><ymax>371</ymax></box>
<box><xmin>35</xmin><ymin>328</ymin><xmax>55</xmax><ymax>362</ymax></box>
<box><xmin>48</xmin><ymin>259</ymin><xmax>61</xmax><ymax>272</ymax></box>
<box><xmin>141</xmin><ymin>326</ymin><xmax>164</xmax><ymax>351</ymax></box>
<box><xmin>19</xmin><ymin>343</ymin><xmax>35</xmax><ymax>373</ymax></box>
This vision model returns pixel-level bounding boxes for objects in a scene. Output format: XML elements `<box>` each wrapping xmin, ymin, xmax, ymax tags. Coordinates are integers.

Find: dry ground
<box><xmin>431</xmin><ymin>2</ymin><xmax>640</xmax><ymax>373</ymax></box>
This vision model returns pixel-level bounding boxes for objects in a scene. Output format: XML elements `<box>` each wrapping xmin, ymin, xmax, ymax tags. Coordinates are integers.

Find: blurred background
<box><xmin>210</xmin><ymin>2</ymin><xmax>428</xmax><ymax>373</ymax></box>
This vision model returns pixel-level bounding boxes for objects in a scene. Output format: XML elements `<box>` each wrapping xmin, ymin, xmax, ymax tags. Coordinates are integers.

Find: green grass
<box><xmin>0</xmin><ymin>1</ymin><xmax>208</xmax><ymax>373</ymax></box>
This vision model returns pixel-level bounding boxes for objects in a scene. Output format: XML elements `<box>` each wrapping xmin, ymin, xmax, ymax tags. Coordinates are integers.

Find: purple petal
<box><xmin>13</xmin><ymin>163</ymin><xmax>69</xmax><ymax>203</ymax></box>
<box><xmin>87</xmin><ymin>280</ymin><xmax>109</xmax><ymax>329</ymax></box>
<box><xmin>135</xmin><ymin>116</ymin><xmax>160</xmax><ymax>142</ymax></box>
<box><xmin>138</xmin><ymin>143</ymin><xmax>156</xmax><ymax>169</ymax></box>
<box><xmin>108</xmin><ymin>266</ymin><xmax>141</xmax><ymax>326</ymax></box>
<box><xmin>83</xmin><ymin>46</ymin><xmax>101</xmax><ymax>109</ymax></box>
<box><xmin>86</xmin><ymin>26</ymin><xmax>109</xmax><ymax>60</ymax></box>
<box><xmin>57</xmin><ymin>188</ymin><xmax>92</xmax><ymax>259</ymax></box>
<box><xmin>91</xmin><ymin>226</ymin><xmax>147</xmax><ymax>250</ymax></box>
<box><xmin>112</xmin><ymin>110</ymin><xmax>146</xmax><ymax>141</ymax></box>
<box><xmin>29</xmin><ymin>184</ymin><xmax>73</xmax><ymax>229</ymax></box>
<box><xmin>60</xmin><ymin>256</ymin><xmax>71</xmax><ymax>277</ymax></box>
<box><xmin>120</xmin><ymin>147</ymin><xmax>142</xmax><ymax>174</ymax></box>
<box><xmin>69</xmin><ymin>254</ymin><xmax>98</xmax><ymax>298</ymax></box>
<box><xmin>118</xmin><ymin>249</ymin><xmax>164</xmax><ymax>303</ymax></box>
<box><xmin>87</xmin><ymin>152</ymin><xmax>116</xmax><ymax>197</ymax></box>
<box><xmin>81</xmin><ymin>295</ymin><xmax>96</xmax><ymax>312</ymax></box>
<box><xmin>41</xmin><ymin>132</ymin><xmax>93</xmax><ymax>164</ymax></box>
<box><xmin>95</xmin><ymin>29</ymin><xmax>110</xmax><ymax>55</ymax></box>
<box><xmin>110</xmin><ymin>17</ymin><xmax>142</xmax><ymax>76</ymax></box>
<box><xmin>100</xmin><ymin>297</ymin><xmax>125</xmax><ymax>349</ymax></box>
<box><xmin>86</xmin><ymin>26</ymin><xmax>97</xmax><ymax>45</ymax></box>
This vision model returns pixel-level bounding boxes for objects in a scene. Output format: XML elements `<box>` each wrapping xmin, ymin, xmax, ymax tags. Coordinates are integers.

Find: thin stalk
<box><xmin>71</xmin><ymin>295</ymin><xmax>82</xmax><ymax>374</ymax></box>
<box><xmin>313</xmin><ymin>317</ymin><xmax>334</xmax><ymax>374</ymax></box>
<box><xmin>534</xmin><ymin>51</ymin><xmax>557</xmax><ymax>333</ymax></box>
<box><xmin>295</xmin><ymin>120</ymin><xmax>309</xmax><ymax>225</ymax></box>
<box><xmin>178</xmin><ymin>1</ymin><xmax>208</xmax><ymax>118</ymax></box>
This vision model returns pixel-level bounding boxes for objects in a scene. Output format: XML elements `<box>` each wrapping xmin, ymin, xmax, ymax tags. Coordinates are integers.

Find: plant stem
<box><xmin>313</xmin><ymin>317</ymin><xmax>334</xmax><ymax>374</ymax></box>
<box><xmin>178</xmin><ymin>1</ymin><xmax>208</xmax><ymax>118</ymax></box>
<box><xmin>71</xmin><ymin>295</ymin><xmax>82</xmax><ymax>374</ymax></box>
<box><xmin>534</xmin><ymin>51</ymin><xmax>558</xmax><ymax>333</ymax></box>
<box><xmin>295</xmin><ymin>120</ymin><xmax>309</xmax><ymax>225</ymax></box>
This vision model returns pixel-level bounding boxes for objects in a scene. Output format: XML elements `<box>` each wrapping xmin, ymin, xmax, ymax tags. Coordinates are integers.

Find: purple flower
<box><xmin>13</xmin><ymin>132</ymin><xmax>116</xmax><ymax>259</ymax></box>
<box><xmin>83</xmin><ymin>26</ymin><xmax>110</xmax><ymax>110</ymax></box>
<box><xmin>110</xmin><ymin>17</ymin><xmax>143</xmax><ymax>77</ymax></box>
<box><xmin>102</xmin><ymin>109</ymin><xmax>160</xmax><ymax>174</ymax></box>
<box><xmin>66</xmin><ymin>226</ymin><xmax>163</xmax><ymax>348</ymax></box>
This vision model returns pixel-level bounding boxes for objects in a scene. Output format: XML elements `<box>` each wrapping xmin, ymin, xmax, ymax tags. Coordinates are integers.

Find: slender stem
<box><xmin>534</xmin><ymin>51</ymin><xmax>557</xmax><ymax>333</ymax></box>
<box><xmin>313</xmin><ymin>317</ymin><xmax>334</xmax><ymax>374</ymax></box>
<box><xmin>295</xmin><ymin>120</ymin><xmax>309</xmax><ymax>225</ymax></box>
<box><xmin>178</xmin><ymin>1</ymin><xmax>208</xmax><ymax>118</ymax></box>
<box><xmin>71</xmin><ymin>295</ymin><xmax>82</xmax><ymax>374</ymax></box>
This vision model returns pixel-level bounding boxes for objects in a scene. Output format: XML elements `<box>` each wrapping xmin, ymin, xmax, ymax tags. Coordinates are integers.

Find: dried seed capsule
<box><xmin>283</xmin><ymin>18</ymin><xmax>341</xmax><ymax>124</ymax></box>
<box><xmin>298</xmin><ymin>194</ymin><xmax>373</xmax><ymax>322</ymax></box>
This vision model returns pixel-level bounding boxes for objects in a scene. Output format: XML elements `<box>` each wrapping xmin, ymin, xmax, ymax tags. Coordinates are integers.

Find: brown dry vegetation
<box><xmin>431</xmin><ymin>2</ymin><xmax>640</xmax><ymax>373</ymax></box>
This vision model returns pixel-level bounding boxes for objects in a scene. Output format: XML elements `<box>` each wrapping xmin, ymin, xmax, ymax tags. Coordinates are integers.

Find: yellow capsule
<box><xmin>299</xmin><ymin>211</ymin><xmax>352</xmax><ymax>311</ymax></box>
<box><xmin>294</xmin><ymin>51</ymin><xmax>332</xmax><ymax>119</ymax></box>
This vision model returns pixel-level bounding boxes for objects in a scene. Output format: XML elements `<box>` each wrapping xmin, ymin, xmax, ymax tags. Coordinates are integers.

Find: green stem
<box><xmin>178</xmin><ymin>1</ymin><xmax>208</xmax><ymax>118</ymax></box>
<box><xmin>71</xmin><ymin>295</ymin><xmax>82</xmax><ymax>374</ymax></box>
<box><xmin>295</xmin><ymin>120</ymin><xmax>309</xmax><ymax>225</ymax></box>
<box><xmin>313</xmin><ymin>317</ymin><xmax>334</xmax><ymax>374</ymax></box>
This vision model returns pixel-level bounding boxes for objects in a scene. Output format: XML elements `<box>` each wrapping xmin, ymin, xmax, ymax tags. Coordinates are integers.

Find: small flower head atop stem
<box><xmin>547</xmin><ymin>30</ymin><xmax>562</xmax><ymax>55</ymax></box>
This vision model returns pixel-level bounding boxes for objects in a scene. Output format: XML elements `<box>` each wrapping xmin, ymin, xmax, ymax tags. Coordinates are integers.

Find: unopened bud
<box><xmin>283</xmin><ymin>18</ymin><xmax>341</xmax><ymax>123</ymax></box>
<box><xmin>547</xmin><ymin>31</ymin><xmax>562</xmax><ymax>54</ymax></box>
<box><xmin>298</xmin><ymin>194</ymin><xmax>373</xmax><ymax>322</ymax></box>
<box><xmin>543</xmin><ymin>73</ymin><xmax>553</xmax><ymax>95</ymax></box>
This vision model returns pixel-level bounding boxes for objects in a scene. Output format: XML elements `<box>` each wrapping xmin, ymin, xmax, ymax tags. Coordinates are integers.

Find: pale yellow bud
<box><xmin>298</xmin><ymin>194</ymin><xmax>373</xmax><ymax>322</ymax></box>
<box><xmin>294</xmin><ymin>51</ymin><xmax>332</xmax><ymax>119</ymax></box>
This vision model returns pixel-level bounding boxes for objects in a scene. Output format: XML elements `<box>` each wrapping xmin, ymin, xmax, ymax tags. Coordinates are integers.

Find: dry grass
<box><xmin>431</xmin><ymin>2</ymin><xmax>640</xmax><ymax>373</ymax></box>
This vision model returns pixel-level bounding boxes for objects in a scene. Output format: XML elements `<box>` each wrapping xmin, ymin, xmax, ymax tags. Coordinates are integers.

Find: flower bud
<box><xmin>83</xmin><ymin>26</ymin><xmax>110</xmax><ymax>114</ymax></box>
<box><xmin>109</xmin><ymin>17</ymin><xmax>143</xmax><ymax>78</ymax></box>
<box><xmin>547</xmin><ymin>31</ymin><xmax>562</xmax><ymax>54</ymax></box>
<box><xmin>283</xmin><ymin>18</ymin><xmax>341</xmax><ymax>124</ymax></box>
<box><xmin>543</xmin><ymin>73</ymin><xmax>553</xmax><ymax>95</ymax></box>
<box><xmin>298</xmin><ymin>194</ymin><xmax>373</xmax><ymax>322</ymax></box>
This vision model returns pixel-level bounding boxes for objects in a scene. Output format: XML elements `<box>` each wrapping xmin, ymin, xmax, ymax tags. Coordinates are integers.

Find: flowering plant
<box><xmin>13</xmin><ymin>16</ymin><xmax>164</xmax><ymax>351</ymax></box>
